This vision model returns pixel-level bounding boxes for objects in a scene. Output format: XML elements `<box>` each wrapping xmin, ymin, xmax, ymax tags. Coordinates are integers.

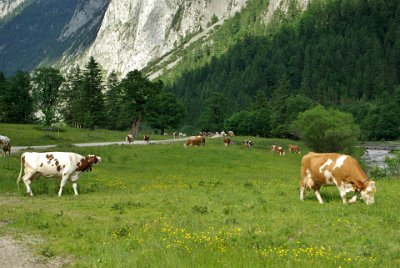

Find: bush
<box><xmin>291</xmin><ymin>105</ymin><xmax>360</xmax><ymax>153</ymax></box>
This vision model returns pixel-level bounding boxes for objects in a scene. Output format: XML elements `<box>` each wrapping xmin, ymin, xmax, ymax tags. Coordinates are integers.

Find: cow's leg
<box><xmin>314</xmin><ymin>187</ymin><xmax>324</xmax><ymax>204</ymax></box>
<box><xmin>348</xmin><ymin>194</ymin><xmax>357</xmax><ymax>204</ymax></box>
<box><xmin>58</xmin><ymin>176</ymin><xmax>69</xmax><ymax>197</ymax></box>
<box><xmin>72</xmin><ymin>182</ymin><xmax>79</xmax><ymax>196</ymax></box>
<box><xmin>337</xmin><ymin>183</ymin><xmax>348</xmax><ymax>204</ymax></box>
<box><xmin>300</xmin><ymin>179</ymin><xmax>306</xmax><ymax>201</ymax></box>
<box><xmin>22</xmin><ymin>172</ymin><xmax>35</xmax><ymax>196</ymax></box>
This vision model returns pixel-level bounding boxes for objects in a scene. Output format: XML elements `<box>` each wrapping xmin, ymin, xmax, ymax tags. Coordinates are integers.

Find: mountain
<box><xmin>0</xmin><ymin>0</ymin><xmax>254</xmax><ymax>76</ymax></box>
<box><xmin>0</xmin><ymin>0</ymin><xmax>306</xmax><ymax>76</ymax></box>
<box><xmin>0</xmin><ymin>0</ymin><xmax>108</xmax><ymax>75</ymax></box>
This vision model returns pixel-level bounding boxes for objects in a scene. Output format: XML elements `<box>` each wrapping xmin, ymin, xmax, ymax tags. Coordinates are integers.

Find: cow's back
<box><xmin>23</xmin><ymin>152</ymin><xmax>83</xmax><ymax>172</ymax></box>
<box><xmin>301</xmin><ymin>152</ymin><xmax>365</xmax><ymax>185</ymax></box>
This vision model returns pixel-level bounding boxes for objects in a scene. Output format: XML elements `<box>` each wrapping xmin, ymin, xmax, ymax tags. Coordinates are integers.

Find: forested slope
<box><xmin>162</xmin><ymin>0</ymin><xmax>400</xmax><ymax>140</ymax></box>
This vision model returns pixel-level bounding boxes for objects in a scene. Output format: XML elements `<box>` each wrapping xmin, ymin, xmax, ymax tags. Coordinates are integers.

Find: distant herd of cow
<box><xmin>0</xmin><ymin>132</ymin><xmax>376</xmax><ymax>205</ymax></box>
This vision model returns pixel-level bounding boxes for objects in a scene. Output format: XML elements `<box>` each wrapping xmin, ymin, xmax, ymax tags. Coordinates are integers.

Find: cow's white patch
<box><xmin>333</xmin><ymin>155</ymin><xmax>347</xmax><ymax>169</ymax></box>
<box><xmin>323</xmin><ymin>170</ymin><xmax>334</xmax><ymax>184</ymax></box>
<box><xmin>319</xmin><ymin>159</ymin><xmax>333</xmax><ymax>173</ymax></box>
<box><xmin>344</xmin><ymin>182</ymin><xmax>355</xmax><ymax>193</ymax></box>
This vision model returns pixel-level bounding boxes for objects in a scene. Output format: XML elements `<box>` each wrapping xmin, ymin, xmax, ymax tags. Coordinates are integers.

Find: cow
<box><xmin>143</xmin><ymin>135</ymin><xmax>150</xmax><ymax>144</ymax></box>
<box><xmin>244</xmin><ymin>140</ymin><xmax>253</xmax><ymax>148</ymax></box>
<box><xmin>16</xmin><ymin>152</ymin><xmax>101</xmax><ymax>197</ymax></box>
<box><xmin>288</xmin><ymin>144</ymin><xmax>301</xmax><ymax>154</ymax></box>
<box><xmin>271</xmin><ymin>145</ymin><xmax>285</xmax><ymax>156</ymax></box>
<box><xmin>224</xmin><ymin>137</ymin><xmax>231</xmax><ymax>146</ymax></box>
<box><xmin>228</xmin><ymin>131</ymin><xmax>235</xmax><ymax>137</ymax></box>
<box><xmin>184</xmin><ymin>136</ymin><xmax>205</xmax><ymax>147</ymax></box>
<box><xmin>126</xmin><ymin>134</ymin><xmax>134</xmax><ymax>144</ymax></box>
<box><xmin>0</xmin><ymin>135</ymin><xmax>11</xmax><ymax>157</ymax></box>
<box><xmin>300</xmin><ymin>152</ymin><xmax>376</xmax><ymax>205</ymax></box>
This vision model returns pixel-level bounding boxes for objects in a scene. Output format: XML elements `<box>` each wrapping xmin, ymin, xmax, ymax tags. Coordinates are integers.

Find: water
<box><xmin>363</xmin><ymin>148</ymin><xmax>392</xmax><ymax>168</ymax></box>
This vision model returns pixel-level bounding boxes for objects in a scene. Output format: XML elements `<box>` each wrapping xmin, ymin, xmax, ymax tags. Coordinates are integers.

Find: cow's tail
<box><xmin>16</xmin><ymin>153</ymin><xmax>24</xmax><ymax>189</ymax></box>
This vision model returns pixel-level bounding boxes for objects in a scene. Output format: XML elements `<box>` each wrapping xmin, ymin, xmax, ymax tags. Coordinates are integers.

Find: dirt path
<box><xmin>0</xmin><ymin>236</ymin><xmax>46</xmax><ymax>268</ymax></box>
<box><xmin>11</xmin><ymin>138</ymin><xmax>187</xmax><ymax>154</ymax></box>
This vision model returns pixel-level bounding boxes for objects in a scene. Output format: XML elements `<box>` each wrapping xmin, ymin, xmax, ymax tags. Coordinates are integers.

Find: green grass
<box><xmin>0</xmin><ymin>123</ymin><xmax>168</xmax><ymax>146</ymax></box>
<box><xmin>0</xmin><ymin>135</ymin><xmax>399</xmax><ymax>267</ymax></box>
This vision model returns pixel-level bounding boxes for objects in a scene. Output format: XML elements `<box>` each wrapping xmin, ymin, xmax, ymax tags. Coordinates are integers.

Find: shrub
<box><xmin>291</xmin><ymin>105</ymin><xmax>360</xmax><ymax>153</ymax></box>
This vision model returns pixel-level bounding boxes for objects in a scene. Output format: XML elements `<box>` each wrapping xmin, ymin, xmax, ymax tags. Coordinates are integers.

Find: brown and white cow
<box><xmin>184</xmin><ymin>136</ymin><xmax>205</xmax><ymax>147</ymax></box>
<box><xmin>0</xmin><ymin>135</ymin><xmax>11</xmax><ymax>157</ymax></box>
<box><xmin>224</xmin><ymin>137</ymin><xmax>231</xmax><ymax>146</ymax></box>
<box><xmin>126</xmin><ymin>134</ymin><xmax>134</xmax><ymax>144</ymax></box>
<box><xmin>300</xmin><ymin>152</ymin><xmax>376</xmax><ymax>205</ymax></box>
<box><xmin>271</xmin><ymin>145</ymin><xmax>285</xmax><ymax>156</ymax></box>
<box><xmin>143</xmin><ymin>135</ymin><xmax>150</xmax><ymax>144</ymax></box>
<box><xmin>288</xmin><ymin>144</ymin><xmax>301</xmax><ymax>154</ymax></box>
<box><xmin>17</xmin><ymin>152</ymin><xmax>101</xmax><ymax>197</ymax></box>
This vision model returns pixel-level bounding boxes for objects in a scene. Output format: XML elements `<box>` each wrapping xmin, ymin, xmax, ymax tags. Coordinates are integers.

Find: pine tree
<box><xmin>104</xmin><ymin>71</ymin><xmax>121</xmax><ymax>130</ymax></box>
<box><xmin>82</xmin><ymin>57</ymin><xmax>105</xmax><ymax>129</ymax></box>
<box><xmin>59</xmin><ymin>66</ymin><xmax>85</xmax><ymax>127</ymax></box>
<box><xmin>5</xmin><ymin>71</ymin><xmax>33</xmax><ymax>123</ymax></box>
<box><xmin>31</xmin><ymin>67</ymin><xmax>64</xmax><ymax>126</ymax></box>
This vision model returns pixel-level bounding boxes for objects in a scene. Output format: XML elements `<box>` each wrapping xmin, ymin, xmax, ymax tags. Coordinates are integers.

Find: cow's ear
<box><xmin>355</xmin><ymin>179</ymin><xmax>365</xmax><ymax>189</ymax></box>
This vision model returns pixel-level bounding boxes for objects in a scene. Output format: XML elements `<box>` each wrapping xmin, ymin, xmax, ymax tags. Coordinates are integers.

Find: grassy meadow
<box><xmin>0</xmin><ymin>126</ymin><xmax>399</xmax><ymax>267</ymax></box>
<box><xmin>0</xmin><ymin>123</ymin><xmax>167</xmax><ymax>146</ymax></box>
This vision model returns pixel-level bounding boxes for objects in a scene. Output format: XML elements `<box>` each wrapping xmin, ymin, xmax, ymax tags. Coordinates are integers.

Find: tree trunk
<box><xmin>130</xmin><ymin>114</ymin><xmax>142</xmax><ymax>137</ymax></box>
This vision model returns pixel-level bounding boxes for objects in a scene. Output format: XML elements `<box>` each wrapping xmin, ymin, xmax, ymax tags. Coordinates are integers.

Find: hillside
<box><xmin>158</xmin><ymin>0</ymin><xmax>400</xmax><ymax>140</ymax></box>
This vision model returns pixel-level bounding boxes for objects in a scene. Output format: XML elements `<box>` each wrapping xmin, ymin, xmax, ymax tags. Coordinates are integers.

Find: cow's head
<box><xmin>360</xmin><ymin>180</ymin><xmax>376</xmax><ymax>205</ymax></box>
<box><xmin>87</xmin><ymin>155</ymin><xmax>101</xmax><ymax>165</ymax></box>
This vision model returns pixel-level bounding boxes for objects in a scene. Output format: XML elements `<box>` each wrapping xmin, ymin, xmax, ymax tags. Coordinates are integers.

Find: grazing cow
<box><xmin>228</xmin><ymin>131</ymin><xmax>235</xmax><ymax>137</ymax></box>
<box><xmin>300</xmin><ymin>152</ymin><xmax>376</xmax><ymax>205</ymax></box>
<box><xmin>224</xmin><ymin>137</ymin><xmax>231</xmax><ymax>146</ymax></box>
<box><xmin>184</xmin><ymin>136</ymin><xmax>205</xmax><ymax>147</ymax></box>
<box><xmin>0</xmin><ymin>135</ymin><xmax>11</xmax><ymax>157</ymax></box>
<box><xmin>126</xmin><ymin>134</ymin><xmax>134</xmax><ymax>144</ymax></box>
<box><xmin>288</xmin><ymin>144</ymin><xmax>301</xmax><ymax>154</ymax></box>
<box><xmin>143</xmin><ymin>135</ymin><xmax>150</xmax><ymax>144</ymax></box>
<box><xmin>17</xmin><ymin>152</ymin><xmax>101</xmax><ymax>197</ymax></box>
<box><xmin>271</xmin><ymin>145</ymin><xmax>285</xmax><ymax>156</ymax></box>
<box><xmin>244</xmin><ymin>140</ymin><xmax>253</xmax><ymax>148</ymax></box>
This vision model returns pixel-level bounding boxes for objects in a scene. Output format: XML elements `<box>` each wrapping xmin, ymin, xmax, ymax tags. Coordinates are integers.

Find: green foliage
<box><xmin>59</xmin><ymin>66</ymin><xmax>85</xmax><ymax>127</ymax></box>
<box><xmin>82</xmin><ymin>57</ymin><xmax>106</xmax><ymax>130</ymax></box>
<box><xmin>361</xmin><ymin>91</ymin><xmax>400</xmax><ymax>140</ymax></box>
<box><xmin>384</xmin><ymin>151</ymin><xmax>400</xmax><ymax>178</ymax></box>
<box><xmin>31</xmin><ymin>67</ymin><xmax>64</xmax><ymax>126</ymax></box>
<box><xmin>104</xmin><ymin>71</ymin><xmax>121</xmax><ymax>130</ymax></box>
<box><xmin>146</xmin><ymin>91</ymin><xmax>185</xmax><ymax>134</ymax></box>
<box><xmin>198</xmin><ymin>92</ymin><xmax>229</xmax><ymax>131</ymax></box>
<box><xmin>116</xmin><ymin>70</ymin><xmax>161</xmax><ymax>134</ymax></box>
<box><xmin>163</xmin><ymin>0</ymin><xmax>400</xmax><ymax>139</ymax></box>
<box><xmin>224</xmin><ymin>108</ymin><xmax>270</xmax><ymax>137</ymax></box>
<box><xmin>207</xmin><ymin>14</ymin><xmax>219</xmax><ymax>27</ymax></box>
<box><xmin>2</xmin><ymin>71</ymin><xmax>34</xmax><ymax>123</ymax></box>
<box><xmin>291</xmin><ymin>105</ymin><xmax>360</xmax><ymax>153</ymax></box>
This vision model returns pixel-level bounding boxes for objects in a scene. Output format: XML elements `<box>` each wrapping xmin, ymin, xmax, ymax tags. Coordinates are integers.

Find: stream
<box><xmin>362</xmin><ymin>144</ymin><xmax>399</xmax><ymax>168</ymax></box>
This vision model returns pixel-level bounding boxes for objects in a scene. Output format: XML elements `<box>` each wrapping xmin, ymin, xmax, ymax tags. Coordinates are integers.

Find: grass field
<box><xmin>0</xmin><ymin>123</ymin><xmax>167</xmax><ymax>146</ymax></box>
<box><xmin>0</xmin><ymin>126</ymin><xmax>399</xmax><ymax>267</ymax></box>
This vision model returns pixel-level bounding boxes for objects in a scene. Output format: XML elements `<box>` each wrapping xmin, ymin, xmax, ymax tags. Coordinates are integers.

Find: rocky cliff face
<box><xmin>0</xmin><ymin>0</ymin><xmax>27</xmax><ymax>18</ymax></box>
<box><xmin>63</xmin><ymin>0</ymin><xmax>247</xmax><ymax>76</ymax></box>
<box><xmin>0</xmin><ymin>0</ymin><xmax>309</xmax><ymax>76</ymax></box>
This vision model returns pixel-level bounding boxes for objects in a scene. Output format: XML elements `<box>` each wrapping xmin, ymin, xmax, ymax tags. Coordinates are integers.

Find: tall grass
<box><xmin>0</xmin><ymin>136</ymin><xmax>398</xmax><ymax>267</ymax></box>
<box><xmin>0</xmin><ymin>123</ymin><xmax>167</xmax><ymax>146</ymax></box>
